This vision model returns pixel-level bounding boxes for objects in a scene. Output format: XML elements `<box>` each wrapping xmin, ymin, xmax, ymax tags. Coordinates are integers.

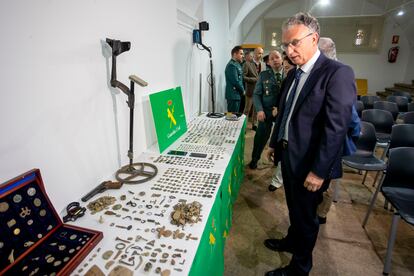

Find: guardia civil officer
<box><xmin>249</xmin><ymin>50</ymin><xmax>283</xmax><ymax>169</ymax></box>
<box><xmin>225</xmin><ymin>46</ymin><xmax>245</xmax><ymax>112</ymax></box>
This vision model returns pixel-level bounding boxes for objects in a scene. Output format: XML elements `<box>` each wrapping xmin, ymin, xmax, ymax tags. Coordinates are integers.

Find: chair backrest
<box><xmin>386</xmin><ymin>95</ymin><xmax>408</xmax><ymax>112</ymax></box>
<box><xmin>354</xmin><ymin>121</ymin><xmax>377</xmax><ymax>156</ymax></box>
<box><xmin>402</xmin><ymin>111</ymin><xmax>414</xmax><ymax>124</ymax></box>
<box><xmin>389</xmin><ymin>124</ymin><xmax>414</xmax><ymax>150</ymax></box>
<box><xmin>408</xmin><ymin>102</ymin><xmax>414</xmax><ymax>112</ymax></box>
<box><xmin>361</xmin><ymin>109</ymin><xmax>394</xmax><ymax>134</ymax></box>
<box><xmin>355</xmin><ymin>79</ymin><xmax>368</xmax><ymax>96</ymax></box>
<box><xmin>361</xmin><ymin>95</ymin><xmax>379</xmax><ymax>109</ymax></box>
<box><xmin>373</xmin><ymin>101</ymin><xmax>399</xmax><ymax>121</ymax></box>
<box><xmin>356</xmin><ymin>100</ymin><xmax>364</xmax><ymax>117</ymax></box>
<box><xmin>392</xmin><ymin>91</ymin><xmax>412</xmax><ymax>102</ymax></box>
<box><xmin>382</xmin><ymin>147</ymin><xmax>414</xmax><ymax>190</ymax></box>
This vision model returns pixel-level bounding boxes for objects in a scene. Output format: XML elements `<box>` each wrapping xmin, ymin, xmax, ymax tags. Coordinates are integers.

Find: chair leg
<box><xmin>362</xmin><ymin>170</ymin><xmax>368</xmax><ymax>185</ymax></box>
<box><xmin>362</xmin><ymin>172</ymin><xmax>386</xmax><ymax>228</ymax></box>
<box><xmin>372</xmin><ymin>171</ymin><xmax>380</xmax><ymax>187</ymax></box>
<box><xmin>383</xmin><ymin>213</ymin><xmax>399</xmax><ymax>275</ymax></box>
<box><xmin>333</xmin><ymin>180</ymin><xmax>339</xmax><ymax>203</ymax></box>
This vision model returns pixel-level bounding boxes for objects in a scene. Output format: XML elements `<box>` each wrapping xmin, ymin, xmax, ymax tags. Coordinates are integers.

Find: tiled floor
<box><xmin>223</xmin><ymin>124</ymin><xmax>414</xmax><ymax>276</ymax></box>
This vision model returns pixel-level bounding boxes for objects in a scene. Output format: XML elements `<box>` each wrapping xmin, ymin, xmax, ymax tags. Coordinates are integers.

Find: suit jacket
<box><xmin>225</xmin><ymin>59</ymin><xmax>244</xmax><ymax>101</ymax></box>
<box><xmin>253</xmin><ymin>69</ymin><xmax>282</xmax><ymax>120</ymax></box>
<box><xmin>269</xmin><ymin>53</ymin><xmax>356</xmax><ymax>180</ymax></box>
<box><xmin>243</xmin><ymin>61</ymin><xmax>259</xmax><ymax>97</ymax></box>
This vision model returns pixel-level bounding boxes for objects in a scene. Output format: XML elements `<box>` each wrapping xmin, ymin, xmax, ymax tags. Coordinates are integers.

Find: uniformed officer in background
<box><xmin>249</xmin><ymin>50</ymin><xmax>283</xmax><ymax>169</ymax></box>
<box><xmin>225</xmin><ymin>45</ymin><xmax>245</xmax><ymax>112</ymax></box>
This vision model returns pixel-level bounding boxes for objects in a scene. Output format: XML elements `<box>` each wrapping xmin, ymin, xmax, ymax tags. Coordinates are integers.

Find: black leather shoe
<box><xmin>265</xmin><ymin>265</ymin><xmax>308</xmax><ymax>276</ymax></box>
<box><xmin>249</xmin><ymin>161</ymin><xmax>257</xmax><ymax>169</ymax></box>
<box><xmin>264</xmin><ymin>238</ymin><xmax>294</xmax><ymax>253</ymax></box>
<box><xmin>318</xmin><ymin>216</ymin><xmax>327</xmax><ymax>224</ymax></box>
<box><xmin>268</xmin><ymin>184</ymin><xmax>278</xmax><ymax>192</ymax></box>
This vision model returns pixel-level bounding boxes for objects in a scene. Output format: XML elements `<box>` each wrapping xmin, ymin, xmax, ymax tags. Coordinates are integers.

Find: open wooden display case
<box><xmin>0</xmin><ymin>169</ymin><xmax>103</xmax><ymax>276</ymax></box>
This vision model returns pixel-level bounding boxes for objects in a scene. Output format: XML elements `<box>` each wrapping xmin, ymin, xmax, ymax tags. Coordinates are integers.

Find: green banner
<box><xmin>189</xmin><ymin>119</ymin><xmax>246</xmax><ymax>276</ymax></box>
<box><xmin>149</xmin><ymin>87</ymin><xmax>187</xmax><ymax>153</ymax></box>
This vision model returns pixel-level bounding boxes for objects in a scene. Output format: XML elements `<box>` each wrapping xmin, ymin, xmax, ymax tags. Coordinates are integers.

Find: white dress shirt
<box><xmin>283</xmin><ymin>49</ymin><xmax>321</xmax><ymax>140</ymax></box>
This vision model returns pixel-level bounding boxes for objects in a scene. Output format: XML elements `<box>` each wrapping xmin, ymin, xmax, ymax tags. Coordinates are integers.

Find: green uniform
<box><xmin>251</xmin><ymin>69</ymin><xmax>283</xmax><ymax>165</ymax></box>
<box><xmin>225</xmin><ymin>59</ymin><xmax>244</xmax><ymax>112</ymax></box>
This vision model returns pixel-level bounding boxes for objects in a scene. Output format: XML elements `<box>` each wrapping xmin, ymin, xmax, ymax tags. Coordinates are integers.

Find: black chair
<box><xmin>362</xmin><ymin>147</ymin><xmax>414</xmax><ymax>275</ymax></box>
<box><xmin>402</xmin><ymin>111</ymin><xmax>414</xmax><ymax>124</ymax></box>
<box><xmin>373</xmin><ymin>101</ymin><xmax>399</xmax><ymax>121</ymax></box>
<box><xmin>361</xmin><ymin>109</ymin><xmax>394</xmax><ymax>145</ymax></box>
<box><xmin>342</xmin><ymin>121</ymin><xmax>386</xmax><ymax>187</ymax></box>
<box><xmin>387</xmin><ymin>95</ymin><xmax>408</xmax><ymax>112</ymax></box>
<box><xmin>356</xmin><ymin>100</ymin><xmax>364</xmax><ymax>118</ymax></box>
<box><xmin>407</xmin><ymin>102</ymin><xmax>414</xmax><ymax>112</ymax></box>
<box><xmin>361</xmin><ymin>95</ymin><xmax>380</xmax><ymax>110</ymax></box>
<box><xmin>392</xmin><ymin>91</ymin><xmax>412</xmax><ymax>103</ymax></box>
<box><xmin>363</xmin><ymin>124</ymin><xmax>414</xmax><ymax>225</ymax></box>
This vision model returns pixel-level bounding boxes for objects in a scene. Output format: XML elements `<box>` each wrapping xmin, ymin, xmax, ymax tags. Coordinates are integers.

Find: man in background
<box><xmin>249</xmin><ymin>50</ymin><xmax>283</xmax><ymax>170</ymax></box>
<box><xmin>243</xmin><ymin>50</ymin><xmax>259</xmax><ymax>130</ymax></box>
<box><xmin>225</xmin><ymin>45</ymin><xmax>244</xmax><ymax>112</ymax></box>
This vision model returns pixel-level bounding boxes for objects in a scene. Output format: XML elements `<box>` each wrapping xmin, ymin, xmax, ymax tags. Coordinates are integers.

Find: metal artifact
<box><xmin>86</xmin><ymin>196</ymin><xmax>116</xmax><ymax>214</ymax></box>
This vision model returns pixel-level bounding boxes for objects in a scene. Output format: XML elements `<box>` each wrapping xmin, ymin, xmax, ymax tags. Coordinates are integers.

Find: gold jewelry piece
<box><xmin>20</xmin><ymin>207</ymin><xmax>31</xmax><ymax>218</ymax></box>
<box><xmin>33</xmin><ymin>198</ymin><xmax>41</xmax><ymax>207</ymax></box>
<box><xmin>46</xmin><ymin>256</ymin><xmax>55</xmax><ymax>263</ymax></box>
<box><xmin>0</xmin><ymin>202</ymin><xmax>9</xmax><ymax>212</ymax></box>
<box><xmin>7</xmin><ymin>219</ymin><xmax>16</xmax><ymax>228</ymax></box>
<box><xmin>39</xmin><ymin>209</ymin><xmax>46</xmax><ymax>216</ymax></box>
<box><xmin>27</xmin><ymin>187</ymin><xmax>36</xmax><ymax>196</ymax></box>
<box><xmin>24</xmin><ymin>241</ymin><xmax>34</xmax><ymax>247</ymax></box>
<box><xmin>8</xmin><ymin>249</ymin><xmax>14</xmax><ymax>264</ymax></box>
<box><xmin>54</xmin><ymin>260</ymin><xmax>62</xmax><ymax>267</ymax></box>
<box><xmin>13</xmin><ymin>194</ymin><xmax>22</xmax><ymax>203</ymax></box>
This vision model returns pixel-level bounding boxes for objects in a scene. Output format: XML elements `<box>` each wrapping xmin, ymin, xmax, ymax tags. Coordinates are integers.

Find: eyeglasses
<box><xmin>281</xmin><ymin>33</ymin><xmax>314</xmax><ymax>51</ymax></box>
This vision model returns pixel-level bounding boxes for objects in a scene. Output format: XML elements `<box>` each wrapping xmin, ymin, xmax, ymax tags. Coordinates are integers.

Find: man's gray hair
<box><xmin>282</xmin><ymin>12</ymin><xmax>320</xmax><ymax>35</ymax></box>
<box><xmin>319</xmin><ymin>37</ymin><xmax>337</xmax><ymax>60</ymax></box>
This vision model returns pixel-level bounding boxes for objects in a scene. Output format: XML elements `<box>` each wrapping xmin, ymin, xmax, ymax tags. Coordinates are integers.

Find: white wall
<box><xmin>338</xmin><ymin>16</ymin><xmax>410</xmax><ymax>93</ymax></box>
<box><xmin>405</xmin><ymin>46</ymin><xmax>414</xmax><ymax>83</ymax></box>
<box><xmin>0</xmin><ymin>0</ymin><xmax>235</xmax><ymax>211</ymax></box>
<box><xmin>242</xmin><ymin>1</ymin><xmax>412</xmax><ymax>93</ymax></box>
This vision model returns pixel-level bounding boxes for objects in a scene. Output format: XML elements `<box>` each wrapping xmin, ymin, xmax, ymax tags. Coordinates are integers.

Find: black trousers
<box><xmin>279</xmin><ymin>141</ymin><xmax>330</xmax><ymax>274</ymax></box>
<box><xmin>251</xmin><ymin>118</ymin><xmax>273</xmax><ymax>163</ymax></box>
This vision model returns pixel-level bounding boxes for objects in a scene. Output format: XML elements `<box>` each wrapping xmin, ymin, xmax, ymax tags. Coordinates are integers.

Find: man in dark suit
<box><xmin>225</xmin><ymin>46</ymin><xmax>245</xmax><ymax>112</ymax></box>
<box><xmin>243</xmin><ymin>50</ymin><xmax>259</xmax><ymax>128</ymax></box>
<box><xmin>264</xmin><ymin>13</ymin><xmax>356</xmax><ymax>276</ymax></box>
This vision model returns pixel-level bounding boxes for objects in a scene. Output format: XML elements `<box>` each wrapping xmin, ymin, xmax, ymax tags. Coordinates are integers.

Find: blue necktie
<box><xmin>277</xmin><ymin>69</ymin><xmax>303</xmax><ymax>142</ymax></box>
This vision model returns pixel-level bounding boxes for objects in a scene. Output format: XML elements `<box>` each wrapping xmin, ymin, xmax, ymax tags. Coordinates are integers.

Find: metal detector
<box><xmin>106</xmin><ymin>38</ymin><xmax>157</xmax><ymax>184</ymax></box>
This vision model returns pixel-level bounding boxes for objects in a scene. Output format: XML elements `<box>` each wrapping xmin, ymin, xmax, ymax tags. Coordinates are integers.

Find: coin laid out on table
<box><xmin>33</xmin><ymin>198</ymin><xmax>41</xmax><ymax>207</ymax></box>
<box><xmin>27</xmin><ymin>187</ymin><xmax>36</xmax><ymax>196</ymax></box>
<box><xmin>13</xmin><ymin>194</ymin><xmax>22</xmax><ymax>203</ymax></box>
<box><xmin>0</xmin><ymin>202</ymin><xmax>9</xmax><ymax>212</ymax></box>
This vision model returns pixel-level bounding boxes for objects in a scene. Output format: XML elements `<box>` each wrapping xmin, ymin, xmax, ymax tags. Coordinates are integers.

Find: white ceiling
<box><xmin>233</xmin><ymin>0</ymin><xmax>414</xmax><ymax>46</ymax></box>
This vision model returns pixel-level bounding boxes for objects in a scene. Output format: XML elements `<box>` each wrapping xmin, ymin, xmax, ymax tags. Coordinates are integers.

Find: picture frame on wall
<box><xmin>392</xmin><ymin>35</ymin><xmax>399</xmax><ymax>44</ymax></box>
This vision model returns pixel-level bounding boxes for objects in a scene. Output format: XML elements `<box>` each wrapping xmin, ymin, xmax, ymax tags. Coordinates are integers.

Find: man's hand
<box><xmin>272</xmin><ymin>107</ymin><xmax>278</xmax><ymax>117</ymax></box>
<box><xmin>267</xmin><ymin>147</ymin><xmax>275</xmax><ymax>162</ymax></box>
<box><xmin>304</xmin><ymin>171</ymin><xmax>324</xmax><ymax>192</ymax></box>
<box><xmin>257</xmin><ymin>111</ymin><xmax>266</xmax><ymax>122</ymax></box>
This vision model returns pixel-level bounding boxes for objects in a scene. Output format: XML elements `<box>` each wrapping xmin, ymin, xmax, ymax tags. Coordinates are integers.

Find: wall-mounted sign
<box><xmin>149</xmin><ymin>87</ymin><xmax>187</xmax><ymax>153</ymax></box>
<box><xmin>392</xmin><ymin>35</ymin><xmax>399</xmax><ymax>44</ymax></box>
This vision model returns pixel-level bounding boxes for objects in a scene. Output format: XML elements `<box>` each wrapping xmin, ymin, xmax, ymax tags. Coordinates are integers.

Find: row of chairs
<box><xmin>360</xmin><ymin>94</ymin><xmax>414</xmax><ymax>112</ymax></box>
<box><xmin>342</xmin><ymin>120</ymin><xmax>414</xmax><ymax>275</ymax></box>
